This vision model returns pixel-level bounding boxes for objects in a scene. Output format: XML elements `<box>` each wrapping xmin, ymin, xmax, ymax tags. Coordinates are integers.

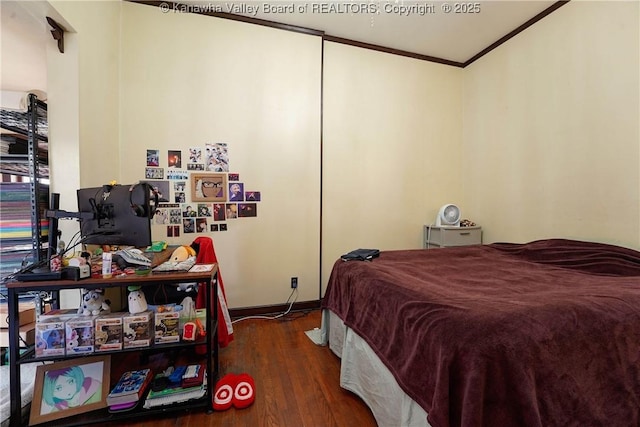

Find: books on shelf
<box><xmin>143</xmin><ymin>369</ymin><xmax>207</xmax><ymax>409</ymax></box>
<box><xmin>143</xmin><ymin>382</ymin><xmax>206</xmax><ymax>409</ymax></box>
<box><xmin>107</xmin><ymin>368</ymin><xmax>153</xmax><ymax>406</ymax></box>
<box><xmin>182</xmin><ymin>364</ymin><xmax>205</xmax><ymax>388</ymax></box>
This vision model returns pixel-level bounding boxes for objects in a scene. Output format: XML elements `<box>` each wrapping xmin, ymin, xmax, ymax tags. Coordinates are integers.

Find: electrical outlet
<box><xmin>291</xmin><ymin>277</ymin><xmax>298</xmax><ymax>289</ymax></box>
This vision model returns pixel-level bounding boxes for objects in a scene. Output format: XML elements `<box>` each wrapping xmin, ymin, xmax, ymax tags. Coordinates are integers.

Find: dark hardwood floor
<box><xmin>95</xmin><ymin>308</ymin><xmax>377</xmax><ymax>427</ymax></box>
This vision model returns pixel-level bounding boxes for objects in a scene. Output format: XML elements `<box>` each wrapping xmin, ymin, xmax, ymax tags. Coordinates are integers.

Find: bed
<box><xmin>320</xmin><ymin>239</ymin><xmax>640</xmax><ymax>427</ymax></box>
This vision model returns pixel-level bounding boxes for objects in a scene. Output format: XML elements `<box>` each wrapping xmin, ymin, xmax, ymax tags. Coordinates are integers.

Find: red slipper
<box><xmin>213</xmin><ymin>373</ymin><xmax>238</xmax><ymax>411</ymax></box>
<box><xmin>232</xmin><ymin>373</ymin><xmax>255</xmax><ymax>409</ymax></box>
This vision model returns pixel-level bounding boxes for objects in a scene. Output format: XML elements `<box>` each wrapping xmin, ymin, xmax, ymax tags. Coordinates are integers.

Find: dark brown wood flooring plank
<box><xmin>90</xmin><ymin>309</ymin><xmax>377</xmax><ymax>427</ymax></box>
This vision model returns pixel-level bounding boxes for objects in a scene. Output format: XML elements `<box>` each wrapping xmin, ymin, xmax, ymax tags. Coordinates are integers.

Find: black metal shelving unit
<box><xmin>6</xmin><ymin>266</ymin><xmax>220</xmax><ymax>426</ymax></box>
<box><xmin>0</xmin><ymin>94</ymin><xmax>50</xmax><ymax>279</ymax></box>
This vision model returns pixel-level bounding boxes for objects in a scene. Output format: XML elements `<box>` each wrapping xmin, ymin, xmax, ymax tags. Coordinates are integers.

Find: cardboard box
<box><xmin>180</xmin><ymin>308</ymin><xmax>206</xmax><ymax>337</ymax></box>
<box><xmin>0</xmin><ymin>302</ymin><xmax>36</xmax><ymax>328</ymax></box>
<box><xmin>123</xmin><ymin>311</ymin><xmax>153</xmax><ymax>348</ymax></box>
<box><xmin>65</xmin><ymin>317</ymin><xmax>96</xmax><ymax>355</ymax></box>
<box><xmin>154</xmin><ymin>311</ymin><xmax>180</xmax><ymax>344</ymax></box>
<box><xmin>35</xmin><ymin>318</ymin><xmax>66</xmax><ymax>357</ymax></box>
<box><xmin>38</xmin><ymin>308</ymin><xmax>79</xmax><ymax>323</ymax></box>
<box><xmin>0</xmin><ymin>322</ymin><xmax>35</xmax><ymax>347</ymax></box>
<box><xmin>95</xmin><ymin>313</ymin><xmax>123</xmax><ymax>352</ymax></box>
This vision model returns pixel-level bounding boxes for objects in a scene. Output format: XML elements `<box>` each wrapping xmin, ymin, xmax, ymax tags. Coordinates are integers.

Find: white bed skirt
<box><xmin>1</xmin><ymin>362</ymin><xmax>42</xmax><ymax>427</ymax></box>
<box><xmin>321</xmin><ymin>309</ymin><xmax>431</xmax><ymax>427</ymax></box>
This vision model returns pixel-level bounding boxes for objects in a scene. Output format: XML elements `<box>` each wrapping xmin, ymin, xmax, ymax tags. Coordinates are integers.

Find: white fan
<box><xmin>436</xmin><ymin>204</ymin><xmax>461</xmax><ymax>227</ymax></box>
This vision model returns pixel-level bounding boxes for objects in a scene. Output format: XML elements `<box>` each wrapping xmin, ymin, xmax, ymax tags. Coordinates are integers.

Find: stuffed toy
<box><xmin>78</xmin><ymin>288</ymin><xmax>111</xmax><ymax>316</ymax></box>
<box><xmin>180</xmin><ymin>296</ymin><xmax>196</xmax><ymax>320</ymax></box>
<box><xmin>170</xmin><ymin>245</ymin><xmax>196</xmax><ymax>262</ymax></box>
<box><xmin>127</xmin><ymin>285</ymin><xmax>148</xmax><ymax>314</ymax></box>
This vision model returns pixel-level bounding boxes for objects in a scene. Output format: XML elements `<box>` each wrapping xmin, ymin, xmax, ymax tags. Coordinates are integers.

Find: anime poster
<box><xmin>191</xmin><ymin>173</ymin><xmax>227</xmax><ymax>202</ymax></box>
<box><xmin>205</xmin><ymin>143</ymin><xmax>229</xmax><ymax>172</ymax></box>
<box><xmin>31</xmin><ymin>356</ymin><xmax>111</xmax><ymax>424</ymax></box>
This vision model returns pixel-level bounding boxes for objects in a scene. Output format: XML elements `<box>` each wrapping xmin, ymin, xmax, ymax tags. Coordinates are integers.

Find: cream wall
<box><xmin>48</xmin><ymin>0</ymin><xmax>121</xmax><ymax>193</ymax></box>
<box><xmin>322</xmin><ymin>43</ymin><xmax>463</xmax><ymax>287</ymax></box>
<box><xmin>462</xmin><ymin>0</ymin><xmax>640</xmax><ymax>249</ymax></box>
<box><xmin>47</xmin><ymin>0</ymin><xmax>122</xmax><ymax>308</ymax></box>
<box><xmin>119</xmin><ymin>2</ymin><xmax>321</xmax><ymax>308</ymax></box>
<box><xmin>42</xmin><ymin>0</ymin><xmax>639</xmax><ymax>310</ymax></box>
<box><xmin>0</xmin><ymin>2</ymin><xmax>48</xmax><ymax>93</ymax></box>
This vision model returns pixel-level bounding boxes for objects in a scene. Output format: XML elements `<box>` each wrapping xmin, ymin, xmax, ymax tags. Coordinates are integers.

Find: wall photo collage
<box><xmin>143</xmin><ymin>143</ymin><xmax>260</xmax><ymax>238</ymax></box>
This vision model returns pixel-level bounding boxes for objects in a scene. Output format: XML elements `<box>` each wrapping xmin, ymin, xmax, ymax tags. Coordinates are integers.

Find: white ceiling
<box><xmin>0</xmin><ymin>0</ymin><xmax>563</xmax><ymax>75</ymax></box>
<box><xmin>207</xmin><ymin>0</ymin><xmax>560</xmax><ymax>64</ymax></box>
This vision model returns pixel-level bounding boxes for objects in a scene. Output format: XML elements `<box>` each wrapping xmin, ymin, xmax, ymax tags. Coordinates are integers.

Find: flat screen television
<box><xmin>77</xmin><ymin>183</ymin><xmax>154</xmax><ymax>248</ymax></box>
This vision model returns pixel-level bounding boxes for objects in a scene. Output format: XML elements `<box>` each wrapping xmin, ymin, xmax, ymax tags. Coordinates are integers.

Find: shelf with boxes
<box><xmin>33</xmin><ymin>305</ymin><xmax>207</xmax><ymax>357</ymax></box>
<box><xmin>5</xmin><ymin>267</ymin><xmax>219</xmax><ymax>427</ymax></box>
<box><xmin>0</xmin><ymin>301</ymin><xmax>37</xmax><ymax>351</ymax></box>
<box><xmin>0</xmin><ymin>94</ymin><xmax>50</xmax><ymax>282</ymax></box>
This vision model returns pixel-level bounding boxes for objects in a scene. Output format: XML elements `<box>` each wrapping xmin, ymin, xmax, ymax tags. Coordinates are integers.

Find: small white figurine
<box><xmin>127</xmin><ymin>286</ymin><xmax>148</xmax><ymax>314</ymax></box>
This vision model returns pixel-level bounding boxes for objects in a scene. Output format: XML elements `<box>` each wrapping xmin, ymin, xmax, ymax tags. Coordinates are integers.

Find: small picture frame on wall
<box><xmin>191</xmin><ymin>173</ymin><xmax>227</xmax><ymax>202</ymax></box>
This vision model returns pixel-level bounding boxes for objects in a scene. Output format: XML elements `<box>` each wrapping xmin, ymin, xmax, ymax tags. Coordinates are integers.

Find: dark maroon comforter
<box><xmin>322</xmin><ymin>239</ymin><xmax>640</xmax><ymax>427</ymax></box>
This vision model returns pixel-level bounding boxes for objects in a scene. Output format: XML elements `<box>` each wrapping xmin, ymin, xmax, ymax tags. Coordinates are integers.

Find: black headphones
<box><xmin>129</xmin><ymin>182</ymin><xmax>159</xmax><ymax>218</ymax></box>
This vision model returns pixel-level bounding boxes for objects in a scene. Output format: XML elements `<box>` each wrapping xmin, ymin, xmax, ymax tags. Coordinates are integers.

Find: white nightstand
<box><xmin>423</xmin><ymin>225</ymin><xmax>482</xmax><ymax>248</ymax></box>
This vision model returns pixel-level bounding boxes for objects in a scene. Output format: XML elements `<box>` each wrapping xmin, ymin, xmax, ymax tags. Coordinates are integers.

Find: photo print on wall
<box><xmin>145</xmin><ymin>168</ymin><xmax>164</xmax><ymax>179</ymax></box>
<box><xmin>229</xmin><ymin>183</ymin><xmax>244</xmax><ymax>202</ymax></box>
<box><xmin>168</xmin><ymin>150</ymin><xmax>182</xmax><ymax>168</ymax></box>
<box><xmin>226</xmin><ymin>204</ymin><xmax>237</xmax><ymax>219</ymax></box>
<box><xmin>198</xmin><ymin>204</ymin><xmax>212</xmax><ymax>217</ymax></box>
<box><xmin>238</xmin><ymin>203</ymin><xmax>257</xmax><ymax>218</ymax></box>
<box><xmin>167</xmin><ymin>170</ymin><xmax>188</xmax><ymax>180</ymax></box>
<box><xmin>188</xmin><ymin>147</ymin><xmax>202</xmax><ymax>164</ymax></box>
<box><xmin>187</xmin><ymin>147</ymin><xmax>204</xmax><ymax>170</ymax></box>
<box><xmin>196</xmin><ymin>218</ymin><xmax>208</xmax><ymax>232</ymax></box>
<box><xmin>205</xmin><ymin>143</ymin><xmax>229</xmax><ymax>172</ymax></box>
<box><xmin>183</xmin><ymin>218</ymin><xmax>195</xmax><ymax>233</ymax></box>
<box><xmin>155</xmin><ymin>209</ymin><xmax>168</xmax><ymax>224</ymax></box>
<box><xmin>175</xmin><ymin>191</ymin><xmax>186</xmax><ymax>203</ymax></box>
<box><xmin>167</xmin><ymin>225</ymin><xmax>180</xmax><ymax>237</ymax></box>
<box><xmin>145</xmin><ymin>140</ymin><xmax>262</xmax><ymax>238</ymax></box>
<box><xmin>147</xmin><ymin>149</ymin><xmax>160</xmax><ymax>167</ymax></box>
<box><xmin>143</xmin><ymin>180</ymin><xmax>170</xmax><ymax>202</ymax></box>
<box><xmin>169</xmin><ymin>208</ymin><xmax>181</xmax><ymax>224</ymax></box>
<box><xmin>245</xmin><ymin>191</ymin><xmax>260</xmax><ymax>201</ymax></box>
<box><xmin>182</xmin><ymin>205</ymin><xmax>197</xmax><ymax>217</ymax></box>
<box><xmin>213</xmin><ymin>203</ymin><xmax>225</xmax><ymax>221</ymax></box>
